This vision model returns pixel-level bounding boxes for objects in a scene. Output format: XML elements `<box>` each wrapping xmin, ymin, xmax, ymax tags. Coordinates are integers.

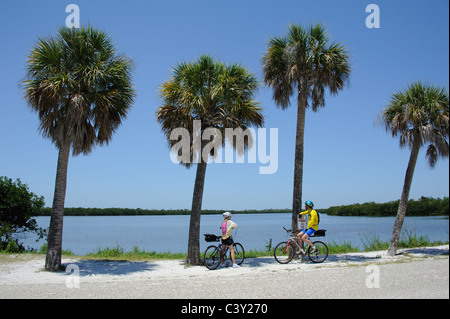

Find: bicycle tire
<box><xmin>307</xmin><ymin>241</ymin><xmax>328</xmax><ymax>263</ymax></box>
<box><xmin>274</xmin><ymin>241</ymin><xmax>294</xmax><ymax>264</ymax></box>
<box><xmin>203</xmin><ymin>245</ymin><xmax>221</xmax><ymax>270</ymax></box>
<box><xmin>233</xmin><ymin>243</ymin><xmax>245</xmax><ymax>265</ymax></box>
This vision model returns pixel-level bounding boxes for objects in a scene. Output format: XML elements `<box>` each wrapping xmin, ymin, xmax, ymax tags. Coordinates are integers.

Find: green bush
<box><xmin>0</xmin><ymin>176</ymin><xmax>46</xmax><ymax>252</ymax></box>
<box><xmin>322</xmin><ymin>196</ymin><xmax>449</xmax><ymax>217</ymax></box>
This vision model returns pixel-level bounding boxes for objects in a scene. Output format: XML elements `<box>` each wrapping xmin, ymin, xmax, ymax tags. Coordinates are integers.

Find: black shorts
<box><xmin>221</xmin><ymin>237</ymin><xmax>234</xmax><ymax>246</ymax></box>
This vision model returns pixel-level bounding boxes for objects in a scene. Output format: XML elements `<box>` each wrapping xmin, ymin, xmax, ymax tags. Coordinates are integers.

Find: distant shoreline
<box><xmin>36</xmin><ymin>198</ymin><xmax>449</xmax><ymax>217</ymax></box>
<box><xmin>37</xmin><ymin>207</ymin><xmax>292</xmax><ymax>217</ymax></box>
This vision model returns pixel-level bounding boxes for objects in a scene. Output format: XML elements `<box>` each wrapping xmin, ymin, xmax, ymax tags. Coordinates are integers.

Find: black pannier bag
<box><xmin>312</xmin><ymin>229</ymin><xmax>326</xmax><ymax>237</ymax></box>
<box><xmin>204</xmin><ymin>234</ymin><xmax>220</xmax><ymax>242</ymax></box>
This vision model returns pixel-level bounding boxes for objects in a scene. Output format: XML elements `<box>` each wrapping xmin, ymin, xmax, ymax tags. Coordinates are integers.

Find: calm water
<box><xmin>21</xmin><ymin>213</ymin><xmax>449</xmax><ymax>255</ymax></box>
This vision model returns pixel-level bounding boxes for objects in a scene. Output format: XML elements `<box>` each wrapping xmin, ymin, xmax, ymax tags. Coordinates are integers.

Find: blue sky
<box><xmin>0</xmin><ymin>0</ymin><xmax>448</xmax><ymax>210</ymax></box>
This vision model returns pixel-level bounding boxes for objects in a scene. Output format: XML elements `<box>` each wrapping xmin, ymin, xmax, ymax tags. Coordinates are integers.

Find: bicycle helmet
<box><xmin>223</xmin><ymin>211</ymin><xmax>232</xmax><ymax>218</ymax></box>
<box><xmin>305</xmin><ymin>200</ymin><xmax>314</xmax><ymax>208</ymax></box>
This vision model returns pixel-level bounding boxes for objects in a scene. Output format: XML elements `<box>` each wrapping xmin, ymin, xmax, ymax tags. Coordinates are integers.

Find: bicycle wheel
<box><xmin>203</xmin><ymin>245</ymin><xmax>221</xmax><ymax>270</ymax></box>
<box><xmin>307</xmin><ymin>241</ymin><xmax>328</xmax><ymax>263</ymax></box>
<box><xmin>233</xmin><ymin>243</ymin><xmax>245</xmax><ymax>265</ymax></box>
<box><xmin>274</xmin><ymin>241</ymin><xmax>294</xmax><ymax>264</ymax></box>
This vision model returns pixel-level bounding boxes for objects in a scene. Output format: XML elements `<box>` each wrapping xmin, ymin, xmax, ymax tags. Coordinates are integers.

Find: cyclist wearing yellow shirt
<box><xmin>296</xmin><ymin>201</ymin><xmax>319</xmax><ymax>254</ymax></box>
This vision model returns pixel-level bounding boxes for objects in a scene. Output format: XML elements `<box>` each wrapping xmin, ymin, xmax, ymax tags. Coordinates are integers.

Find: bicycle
<box><xmin>202</xmin><ymin>234</ymin><xmax>245</xmax><ymax>270</ymax></box>
<box><xmin>274</xmin><ymin>227</ymin><xmax>328</xmax><ymax>264</ymax></box>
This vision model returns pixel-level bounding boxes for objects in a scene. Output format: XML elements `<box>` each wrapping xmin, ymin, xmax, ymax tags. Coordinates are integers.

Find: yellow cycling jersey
<box><xmin>300</xmin><ymin>209</ymin><xmax>319</xmax><ymax>231</ymax></box>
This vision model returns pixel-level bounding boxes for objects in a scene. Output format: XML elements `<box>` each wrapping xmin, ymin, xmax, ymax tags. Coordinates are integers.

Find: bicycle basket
<box><xmin>204</xmin><ymin>234</ymin><xmax>220</xmax><ymax>242</ymax></box>
<box><xmin>312</xmin><ymin>229</ymin><xmax>326</xmax><ymax>237</ymax></box>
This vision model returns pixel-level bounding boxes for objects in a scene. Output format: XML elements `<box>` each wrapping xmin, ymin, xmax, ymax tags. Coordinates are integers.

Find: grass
<box><xmin>360</xmin><ymin>230</ymin><xmax>448</xmax><ymax>252</ymax></box>
<box><xmin>85</xmin><ymin>244</ymin><xmax>187</xmax><ymax>260</ymax></box>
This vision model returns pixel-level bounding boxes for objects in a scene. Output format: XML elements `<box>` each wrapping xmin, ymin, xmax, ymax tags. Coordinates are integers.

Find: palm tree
<box><xmin>23</xmin><ymin>26</ymin><xmax>135</xmax><ymax>271</ymax></box>
<box><xmin>157</xmin><ymin>55</ymin><xmax>263</xmax><ymax>265</ymax></box>
<box><xmin>262</xmin><ymin>24</ymin><xmax>350</xmax><ymax>232</ymax></box>
<box><xmin>382</xmin><ymin>82</ymin><xmax>449</xmax><ymax>256</ymax></box>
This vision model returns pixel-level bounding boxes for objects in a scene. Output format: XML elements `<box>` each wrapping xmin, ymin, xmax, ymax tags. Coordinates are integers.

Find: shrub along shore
<box><xmin>37</xmin><ymin>197</ymin><xmax>448</xmax><ymax>217</ymax></box>
<box><xmin>86</xmin><ymin>231</ymin><xmax>450</xmax><ymax>260</ymax></box>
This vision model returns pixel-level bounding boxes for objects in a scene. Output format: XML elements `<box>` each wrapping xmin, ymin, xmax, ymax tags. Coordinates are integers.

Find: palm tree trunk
<box><xmin>45</xmin><ymin>140</ymin><xmax>70</xmax><ymax>271</ymax></box>
<box><xmin>292</xmin><ymin>93</ymin><xmax>307</xmax><ymax>233</ymax></box>
<box><xmin>292</xmin><ymin>93</ymin><xmax>307</xmax><ymax>262</ymax></box>
<box><xmin>187</xmin><ymin>160</ymin><xmax>208</xmax><ymax>265</ymax></box>
<box><xmin>387</xmin><ymin>138</ymin><xmax>421</xmax><ymax>256</ymax></box>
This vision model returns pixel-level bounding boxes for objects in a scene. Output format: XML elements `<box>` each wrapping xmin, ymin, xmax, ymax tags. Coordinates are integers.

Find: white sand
<box><xmin>0</xmin><ymin>245</ymin><xmax>448</xmax><ymax>299</ymax></box>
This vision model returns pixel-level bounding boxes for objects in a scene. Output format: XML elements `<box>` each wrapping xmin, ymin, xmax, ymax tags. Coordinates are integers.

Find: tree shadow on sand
<box><xmin>244</xmin><ymin>246</ymin><xmax>449</xmax><ymax>267</ymax></box>
<box><xmin>63</xmin><ymin>259</ymin><xmax>157</xmax><ymax>276</ymax></box>
<box><xmin>324</xmin><ymin>246</ymin><xmax>449</xmax><ymax>263</ymax></box>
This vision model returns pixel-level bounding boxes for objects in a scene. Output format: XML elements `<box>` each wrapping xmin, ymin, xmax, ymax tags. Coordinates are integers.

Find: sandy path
<box><xmin>0</xmin><ymin>245</ymin><xmax>448</xmax><ymax>300</ymax></box>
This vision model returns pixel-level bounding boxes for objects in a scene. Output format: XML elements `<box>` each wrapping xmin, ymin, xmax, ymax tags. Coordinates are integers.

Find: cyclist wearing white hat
<box><xmin>221</xmin><ymin>211</ymin><xmax>239</xmax><ymax>268</ymax></box>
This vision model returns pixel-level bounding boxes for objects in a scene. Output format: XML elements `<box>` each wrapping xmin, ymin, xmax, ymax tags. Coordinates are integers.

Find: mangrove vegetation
<box><xmin>36</xmin><ymin>196</ymin><xmax>449</xmax><ymax>217</ymax></box>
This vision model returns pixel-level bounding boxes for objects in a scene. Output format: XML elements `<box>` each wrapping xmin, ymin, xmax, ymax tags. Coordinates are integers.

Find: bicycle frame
<box><xmin>281</xmin><ymin>228</ymin><xmax>308</xmax><ymax>254</ymax></box>
<box><xmin>284</xmin><ymin>237</ymin><xmax>304</xmax><ymax>255</ymax></box>
<box><xmin>203</xmin><ymin>238</ymin><xmax>245</xmax><ymax>270</ymax></box>
<box><xmin>274</xmin><ymin>227</ymin><xmax>328</xmax><ymax>264</ymax></box>
<box><xmin>218</xmin><ymin>242</ymin><xmax>244</xmax><ymax>263</ymax></box>
<box><xmin>218</xmin><ymin>243</ymin><xmax>230</xmax><ymax>260</ymax></box>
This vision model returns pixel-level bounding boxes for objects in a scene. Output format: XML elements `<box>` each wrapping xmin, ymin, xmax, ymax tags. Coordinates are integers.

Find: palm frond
<box><xmin>157</xmin><ymin>55</ymin><xmax>263</xmax><ymax>166</ymax></box>
<box><xmin>262</xmin><ymin>23</ymin><xmax>350</xmax><ymax>111</ymax></box>
<box><xmin>23</xmin><ymin>26</ymin><xmax>135</xmax><ymax>155</ymax></box>
<box><xmin>381</xmin><ymin>81</ymin><xmax>449</xmax><ymax>167</ymax></box>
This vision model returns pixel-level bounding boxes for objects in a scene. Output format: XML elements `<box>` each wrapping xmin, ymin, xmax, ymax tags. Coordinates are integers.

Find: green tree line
<box><xmin>37</xmin><ymin>207</ymin><xmax>291</xmax><ymax>216</ymax></box>
<box><xmin>321</xmin><ymin>196</ymin><xmax>449</xmax><ymax>217</ymax></box>
<box><xmin>36</xmin><ymin>197</ymin><xmax>448</xmax><ymax>217</ymax></box>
